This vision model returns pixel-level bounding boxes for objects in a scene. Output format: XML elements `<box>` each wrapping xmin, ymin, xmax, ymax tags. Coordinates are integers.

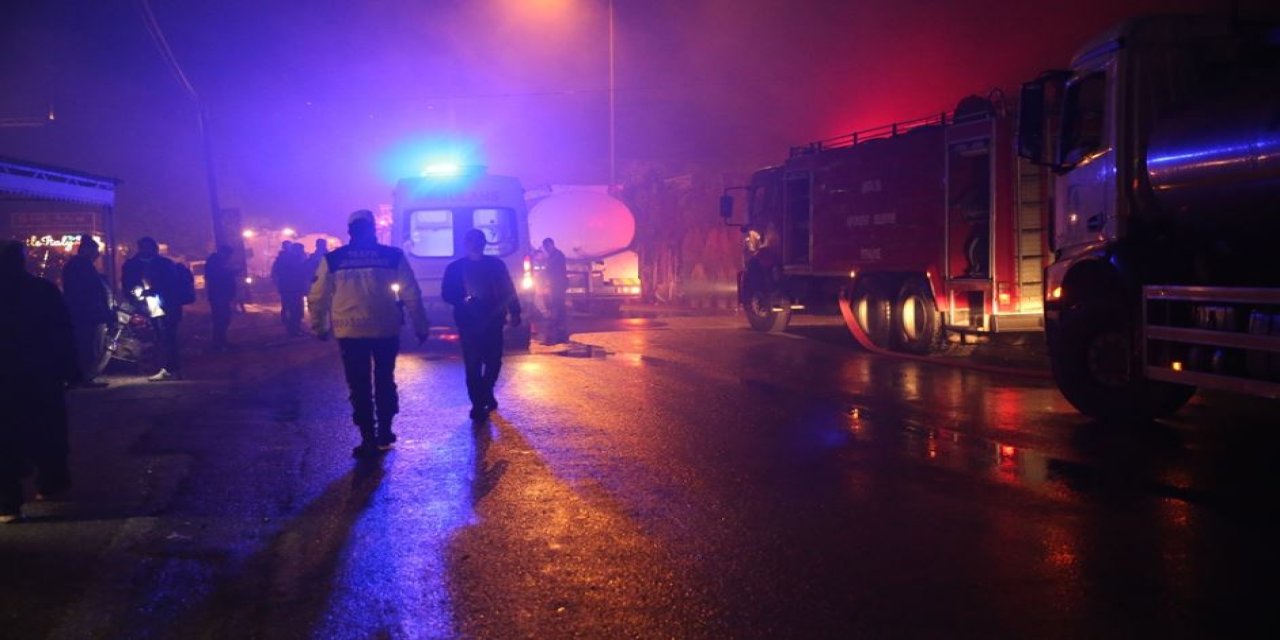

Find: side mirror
<box><xmin>719</xmin><ymin>194</ymin><xmax>734</xmax><ymax>219</ymax></box>
<box><xmin>1017</xmin><ymin>70</ymin><xmax>1069</xmax><ymax>167</ymax></box>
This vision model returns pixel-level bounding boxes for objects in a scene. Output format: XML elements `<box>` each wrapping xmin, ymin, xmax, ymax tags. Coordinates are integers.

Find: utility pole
<box><xmin>608</xmin><ymin>0</ymin><xmax>616</xmax><ymax>192</ymax></box>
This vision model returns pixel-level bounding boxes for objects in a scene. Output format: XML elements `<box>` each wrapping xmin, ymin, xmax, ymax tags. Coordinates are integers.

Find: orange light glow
<box><xmin>999</xmin><ymin>445</ymin><xmax>1016</xmax><ymax>458</ymax></box>
<box><xmin>1050</xmin><ymin>286</ymin><xmax>1062</xmax><ymax>300</ymax></box>
<box><xmin>998</xmin><ymin>292</ymin><xmax>1011</xmax><ymax>305</ymax></box>
<box><xmin>1171</xmin><ymin>361</ymin><xmax>1183</xmax><ymax>372</ymax></box>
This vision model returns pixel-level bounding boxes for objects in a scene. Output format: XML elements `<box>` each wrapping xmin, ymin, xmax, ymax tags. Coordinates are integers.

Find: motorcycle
<box><xmin>94</xmin><ymin>291</ymin><xmax>158</xmax><ymax>374</ymax></box>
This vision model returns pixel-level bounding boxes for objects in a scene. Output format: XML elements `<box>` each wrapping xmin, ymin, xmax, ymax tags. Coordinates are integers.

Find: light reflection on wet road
<box><xmin>4</xmin><ymin>315</ymin><xmax>1278</xmax><ymax>638</ymax></box>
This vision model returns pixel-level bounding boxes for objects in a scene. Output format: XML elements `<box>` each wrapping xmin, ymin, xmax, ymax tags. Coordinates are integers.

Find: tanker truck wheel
<box><xmin>848</xmin><ymin>278</ymin><xmax>893</xmax><ymax>350</ymax></box>
<box><xmin>743</xmin><ymin>282</ymin><xmax>791</xmax><ymax>333</ymax></box>
<box><xmin>1051</xmin><ymin>301</ymin><xmax>1195</xmax><ymax>422</ymax></box>
<box><xmin>892</xmin><ymin>278</ymin><xmax>940</xmax><ymax>355</ymax></box>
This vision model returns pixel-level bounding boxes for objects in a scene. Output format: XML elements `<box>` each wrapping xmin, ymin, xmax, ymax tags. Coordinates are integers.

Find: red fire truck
<box><xmin>721</xmin><ymin>95</ymin><xmax>1051</xmax><ymax>355</ymax></box>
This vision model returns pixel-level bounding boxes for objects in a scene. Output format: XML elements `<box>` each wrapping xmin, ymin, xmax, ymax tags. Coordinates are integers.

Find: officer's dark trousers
<box><xmin>338</xmin><ymin>337</ymin><xmax>400</xmax><ymax>439</ymax></box>
<box><xmin>460</xmin><ymin>323</ymin><xmax>504</xmax><ymax>408</ymax></box>
<box><xmin>0</xmin><ymin>382</ymin><xmax>70</xmax><ymax>514</ymax></box>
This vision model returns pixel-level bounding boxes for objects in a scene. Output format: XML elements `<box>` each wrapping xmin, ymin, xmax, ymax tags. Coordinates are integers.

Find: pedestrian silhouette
<box><xmin>272</xmin><ymin>241</ymin><xmax>308</xmax><ymax>336</ymax></box>
<box><xmin>541</xmin><ymin>237</ymin><xmax>569</xmax><ymax>345</ymax></box>
<box><xmin>205</xmin><ymin>244</ymin><xmax>238</xmax><ymax>351</ymax></box>
<box><xmin>121</xmin><ymin>237</ymin><xmax>184</xmax><ymax>381</ymax></box>
<box><xmin>308</xmin><ymin>210</ymin><xmax>429</xmax><ymax>458</ymax></box>
<box><xmin>61</xmin><ymin>234</ymin><xmax>112</xmax><ymax>386</ymax></box>
<box><xmin>0</xmin><ymin>241</ymin><xmax>77</xmax><ymax>523</ymax></box>
<box><xmin>443</xmin><ymin>229</ymin><xmax>522</xmax><ymax>420</ymax></box>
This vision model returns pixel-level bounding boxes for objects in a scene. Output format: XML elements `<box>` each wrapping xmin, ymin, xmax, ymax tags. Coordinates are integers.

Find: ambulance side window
<box><xmin>472</xmin><ymin>208</ymin><xmax>517</xmax><ymax>257</ymax></box>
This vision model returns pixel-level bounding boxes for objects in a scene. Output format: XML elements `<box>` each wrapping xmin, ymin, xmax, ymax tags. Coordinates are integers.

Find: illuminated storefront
<box><xmin>0</xmin><ymin>157</ymin><xmax>119</xmax><ymax>287</ymax></box>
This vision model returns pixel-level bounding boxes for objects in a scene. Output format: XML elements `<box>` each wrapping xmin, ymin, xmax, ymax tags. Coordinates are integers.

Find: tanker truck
<box><xmin>1017</xmin><ymin>14</ymin><xmax>1280</xmax><ymax>420</ymax></box>
<box><xmin>525</xmin><ymin>185</ymin><xmax>642</xmax><ymax>314</ymax></box>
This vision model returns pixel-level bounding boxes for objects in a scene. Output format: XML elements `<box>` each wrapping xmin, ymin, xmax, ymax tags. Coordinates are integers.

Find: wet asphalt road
<box><xmin>3</xmin><ymin>313</ymin><xmax>1279</xmax><ymax>639</ymax></box>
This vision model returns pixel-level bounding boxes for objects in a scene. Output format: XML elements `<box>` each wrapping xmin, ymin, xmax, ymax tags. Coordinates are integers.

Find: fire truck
<box><xmin>720</xmin><ymin>95</ymin><xmax>1052</xmax><ymax>355</ymax></box>
<box><xmin>1017</xmin><ymin>14</ymin><xmax>1280</xmax><ymax>420</ymax></box>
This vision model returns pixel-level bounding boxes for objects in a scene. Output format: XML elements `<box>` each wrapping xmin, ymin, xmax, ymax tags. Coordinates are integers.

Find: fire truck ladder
<box><xmin>789</xmin><ymin>114</ymin><xmax>947</xmax><ymax>157</ymax></box>
<box><xmin>1013</xmin><ymin>155</ymin><xmax>1046</xmax><ymax>318</ymax></box>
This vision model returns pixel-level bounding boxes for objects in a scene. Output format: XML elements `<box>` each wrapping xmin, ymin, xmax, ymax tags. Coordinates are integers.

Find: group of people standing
<box><xmin>3</xmin><ymin>217</ymin><xmax>566</xmax><ymax>519</ymax></box>
<box><xmin>271</xmin><ymin>239</ymin><xmax>328</xmax><ymax>337</ymax></box>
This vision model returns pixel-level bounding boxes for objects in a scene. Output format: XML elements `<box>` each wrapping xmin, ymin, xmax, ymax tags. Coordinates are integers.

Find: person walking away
<box><xmin>121</xmin><ymin>237</ymin><xmax>185</xmax><ymax>381</ymax></box>
<box><xmin>271</xmin><ymin>241</ymin><xmax>302</xmax><ymax>336</ymax></box>
<box><xmin>205</xmin><ymin>244</ymin><xmax>238</xmax><ymax>351</ymax></box>
<box><xmin>302</xmin><ymin>238</ymin><xmax>329</xmax><ymax>326</ymax></box>
<box><xmin>303</xmin><ymin>238</ymin><xmax>329</xmax><ymax>282</ymax></box>
<box><xmin>0</xmin><ymin>241</ymin><xmax>77</xmax><ymax>523</ymax></box>
<box><xmin>61</xmin><ymin>234</ymin><xmax>112</xmax><ymax>386</ymax></box>
<box><xmin>308</xmin><ymin>210</ymin><xmax>429</xmax><ymax>458</ymax></box>
<box><xmin>541</xmin><ymin>237</ymin><xmax>569</xmax><ymax>345</ymax></box>
<box><xmin>285</xmin><ymin>242</ymin><xmax>309</xmax><ymax>335</ymax></box>
<box><xmin>443</xmin><ymin>229</ymin><xmax>522</xmax><ymax>420</ymax></box>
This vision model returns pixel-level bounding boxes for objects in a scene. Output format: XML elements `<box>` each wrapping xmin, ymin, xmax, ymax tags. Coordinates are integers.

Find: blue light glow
<box><xmin>421</xmin><ymin>162</ymin><xmax>463</xmax><ymax>177</ymax></box>
<box><xmin>377</xmin><ymin>133</ymin><xmax>485</xmax><ymax>184</ymax></box>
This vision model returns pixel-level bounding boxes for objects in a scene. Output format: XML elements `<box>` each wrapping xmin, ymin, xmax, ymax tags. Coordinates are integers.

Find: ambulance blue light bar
<box><xmin>421</xmin><ymin>162</ymin><xmax>463</xmax><ymax>176</ymax></box>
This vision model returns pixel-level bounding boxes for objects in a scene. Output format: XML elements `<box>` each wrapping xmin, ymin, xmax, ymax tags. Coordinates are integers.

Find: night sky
<box><xmin>1</xmin><ymin>0</ymin><xmax>1244</xmax><ymax>254</ymax></box>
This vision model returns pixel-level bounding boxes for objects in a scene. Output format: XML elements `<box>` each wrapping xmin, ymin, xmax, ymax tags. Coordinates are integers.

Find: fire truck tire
<box><xmin>851</xmin><ymin>278</ymin><xmax>893</xmax><ymax>349</ymax></box>
<box><xmin>743</xmin><ymin>283</ymin><xmax>791</xmax><ymax>333</ymax></box>
<box><xmin>1051</xmin><ymin>301</ymin><xmax>1196</xmax><ymax>422</ymax></box>
<box><xmin>893</xmin><ymin>278</ymin><xmax>940</xmax><ymax>354</ymax></box>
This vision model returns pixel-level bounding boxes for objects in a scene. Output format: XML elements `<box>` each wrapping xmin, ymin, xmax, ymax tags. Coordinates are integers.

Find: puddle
<box><xmin>560</xmin><ymin>343</ymin><xmax>611</xmax><ymax>359</ymax></box>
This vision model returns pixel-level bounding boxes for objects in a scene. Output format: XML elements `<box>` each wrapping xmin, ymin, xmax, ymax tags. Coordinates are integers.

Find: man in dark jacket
<box><xmin>1</xmin><ymin>241</ymin><xmax>78</xmax><ymax>523</ymax></box>
<box><xmin>272</xmin><ymin>241</ymin><xmax>307</xmax><ymax>336</ymax></box>
<box><xmin>121</xmin><ymin>236</ymin><xmax>183</xmax><ymax>381</ymax></box>
<box><xmin>205</xmin><ymin>244</ymin><xmax>238</xmax><ymax>351</ymax></box>
<box><xmin>61</xmin><ymin>234</ymin><xmax>112</xmax><ymax>386</ymax></box>
<box><xmin>541</xmin><ymin>237</ymin><xmax>569</xmax><ymax>345</ymax></box>
<box><xmin>443</xmin><ymin>229</ymin><xmax>522</xmax><ymax>420</ymax></box>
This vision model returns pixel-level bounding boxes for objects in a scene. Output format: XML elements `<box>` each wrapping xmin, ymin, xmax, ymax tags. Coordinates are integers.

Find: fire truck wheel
<box><xmin>1051</xmin><ymin>301</ymin><xmax>1195</xmax><ymax>422</ymax></box>
<box><xmin>893</xmin><ymin>278</ymin><xmax>939</xmax><ymax>354</ymax></box>
<box><xmin>743</xmin><ymin>284</ymin><xmax>791</xmax><ymax>332</ymax></box>
<box><xmin>851</xmin><ymin>279</ymin><xmax>893</xmax><ymax>349</ymax></box>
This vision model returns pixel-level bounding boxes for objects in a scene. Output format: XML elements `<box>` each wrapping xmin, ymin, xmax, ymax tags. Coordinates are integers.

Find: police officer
<box><xmin>442</xmin><ymin>229</ymin><xmax>522</xmax><ymax>420</ymax></box>
<box><xmin>308</xmin><ymin>210</ymin><xmax>429</xmax><ymax>458</ymax></box>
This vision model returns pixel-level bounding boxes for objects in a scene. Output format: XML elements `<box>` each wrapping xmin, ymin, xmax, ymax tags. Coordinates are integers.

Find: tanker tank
<box><xmin>526</xmin><ymin>187</ymin><xmax>635</xmax><ymax>260</ymax></box>
<box><xmin>1146</xmin><ymin>76</ymin><xmax>1280</xmax><ymax>217</ymax></box>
